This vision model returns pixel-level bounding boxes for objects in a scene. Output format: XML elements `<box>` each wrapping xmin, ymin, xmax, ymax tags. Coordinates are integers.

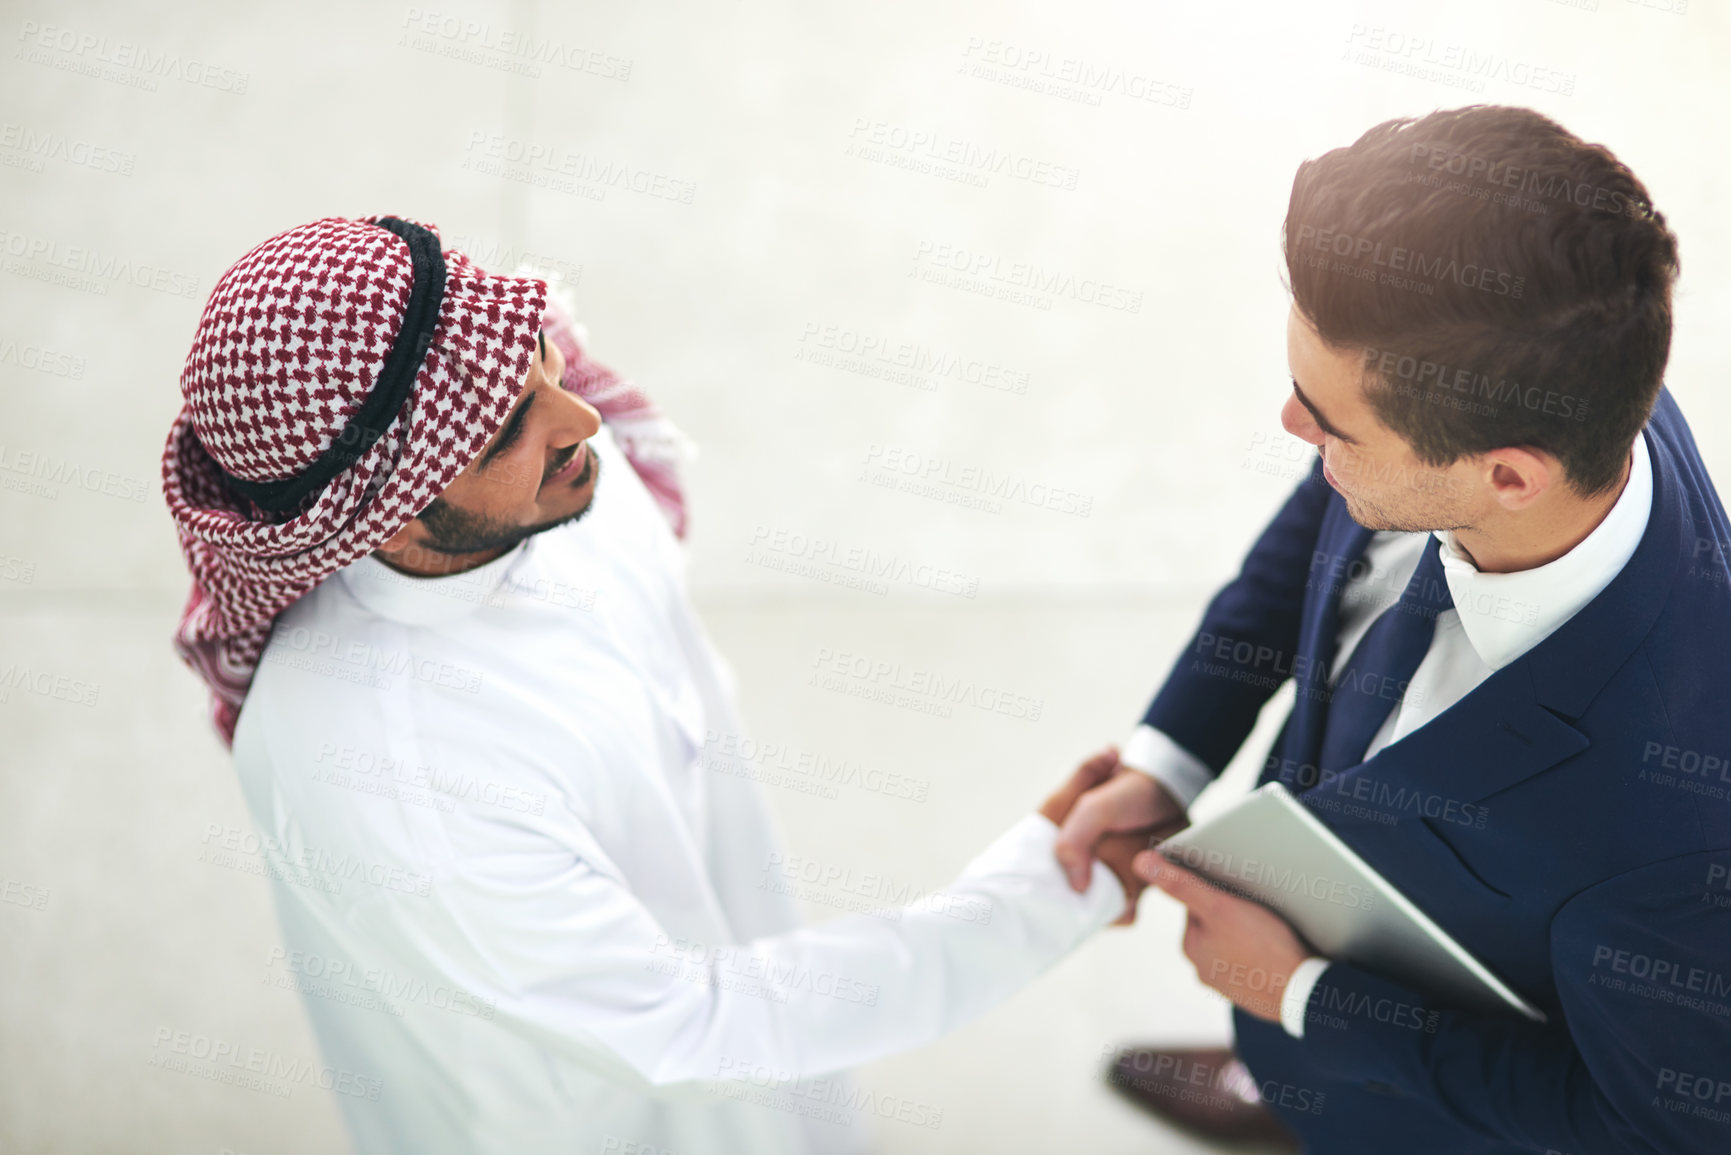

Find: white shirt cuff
<box><xmin>1119</xmin><ymin>724</ymin><xmax>1212</xmax><ymax>809</ymax></box>
<box><xmin>1280</xmin><ymin>956</ymin><xmax>1331</xmax><ymax>1038</ymax></box>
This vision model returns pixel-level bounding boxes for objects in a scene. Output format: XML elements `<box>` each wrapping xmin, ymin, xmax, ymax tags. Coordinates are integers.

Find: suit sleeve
<box><xmin>1139</xmin><ymin>457</ymin><xmax>1334</xmax><ymax>775</ymax></box>
<box><xmin>1288</xmin><ymin>849</ymin><xmax>1731</xmax><ymax>1154</ymax></box>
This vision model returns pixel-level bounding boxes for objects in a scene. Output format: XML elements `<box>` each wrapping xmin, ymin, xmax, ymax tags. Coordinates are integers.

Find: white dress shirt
<box><xmin>1123</xmin><ymin>431</ymin><xmax>1653</xmax><ymax>1037</ymax></box>
<box><xmin>232</xmin><ymin>424</ymin><xmax>1125</xmax><ymax>1155</ymax></box>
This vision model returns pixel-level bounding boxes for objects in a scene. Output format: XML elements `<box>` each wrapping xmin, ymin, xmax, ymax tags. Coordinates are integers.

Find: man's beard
<box><xmin>416</xmin><ymin>455</ymin><xmax>600</xmax><ymax>557</ymax></box>
<box><xmin>1340</xmin><ymin>483</ymin><xmax>1470</xmax><ymax>535</ymax></box>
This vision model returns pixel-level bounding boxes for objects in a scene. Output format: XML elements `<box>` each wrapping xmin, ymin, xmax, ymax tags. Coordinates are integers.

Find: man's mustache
<box><xmin>543</xmin><ymin>443</ymin><xmax>581</xmax><ymax>485</ymax></box>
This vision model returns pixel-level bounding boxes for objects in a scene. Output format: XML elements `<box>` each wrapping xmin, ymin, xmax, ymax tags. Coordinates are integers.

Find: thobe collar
<box><xmin>338</xmin><ymin>536</ymin><xmax>535</xmax><ymax>627</ymax></box>
<box><xmin>1434</xmin><ymin>428</ymin><xmax>1653</xmax><ymax>672</ymax></box>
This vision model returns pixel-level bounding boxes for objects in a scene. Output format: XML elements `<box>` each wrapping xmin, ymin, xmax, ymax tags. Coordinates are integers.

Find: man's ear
<box><xmin>1477</xmin><ymin>446</ymin><xmax>1557</xmax><ymax>511</ymax></box>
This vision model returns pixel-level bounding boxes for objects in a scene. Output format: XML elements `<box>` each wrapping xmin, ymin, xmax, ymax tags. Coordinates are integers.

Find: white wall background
<box><xmin>1</xmin><ymin>0</ymin><xmax>1724</xmax><ymax>1151</ymax></box>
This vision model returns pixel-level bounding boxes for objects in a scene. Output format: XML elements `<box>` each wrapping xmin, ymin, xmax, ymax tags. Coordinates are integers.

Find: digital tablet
<box><xmin>1159</xmin><ymin>781</ymin><xmax>1545</xmax><ymax>1021</ymax></box>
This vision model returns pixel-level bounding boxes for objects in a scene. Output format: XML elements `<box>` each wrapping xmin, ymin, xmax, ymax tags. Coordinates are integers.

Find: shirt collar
<box><xmin>1434</xmin><ymin>428</ymin><xmax>1653</xmax><ymax>671</ymax></box>
<box><xmin>339</xmin><ymin>536</ymin><xmax>534</xmax><ymax>627</ymax></box>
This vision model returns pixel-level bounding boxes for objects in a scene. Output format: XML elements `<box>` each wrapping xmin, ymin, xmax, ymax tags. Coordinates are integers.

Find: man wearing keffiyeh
<box><xmin>164</xmin><ymin>214</ymin><xmax>688</xmax><ymax>744</ymax></box>
<box><xmin>161</xmin><ymin>214</ymin><xmax>1149</xmax><ymax>1155</ymax></box>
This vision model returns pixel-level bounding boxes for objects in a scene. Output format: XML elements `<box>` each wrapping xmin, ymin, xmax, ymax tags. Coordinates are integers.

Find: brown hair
<box><xmin>1283</xmin><ymin>105</ymin><xmax>1679</xmax><ymax>495</ymax></box>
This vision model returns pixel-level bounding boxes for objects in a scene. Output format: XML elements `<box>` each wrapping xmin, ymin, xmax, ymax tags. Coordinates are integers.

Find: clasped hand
<box><xmin>1039</xmin><ymin>747</ymin><xmax>1312</xmax><ymax>1023</ymax></box>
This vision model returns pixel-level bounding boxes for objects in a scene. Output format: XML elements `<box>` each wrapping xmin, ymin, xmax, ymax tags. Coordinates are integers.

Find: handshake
<box><xmin>1036</xmin><ymin>746</ymin><xmax>1187</xmax><ymax>926</ymax></box>
<box><xmin>1036</xmin><ymin>746</ymin><xmax>1311</xmax><ymax>1023</ymax></box>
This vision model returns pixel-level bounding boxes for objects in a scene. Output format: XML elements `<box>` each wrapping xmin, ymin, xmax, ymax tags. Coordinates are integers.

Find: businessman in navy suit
<box><xmin>1054</xmin><ymin>105</ymin><xmax>1731</xmax><ymax>1153</ymax></box>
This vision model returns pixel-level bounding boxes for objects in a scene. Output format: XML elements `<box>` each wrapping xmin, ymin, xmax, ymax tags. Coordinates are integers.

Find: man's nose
<box><xmin>547</xmin><ymin>386</ymin><xmax>603</xmax><ymax>444</ymax></box>
<box><xmin>1281</xmin><ymin>394</ymin><xmax>1324</xmax><ymax>447</ymax></box>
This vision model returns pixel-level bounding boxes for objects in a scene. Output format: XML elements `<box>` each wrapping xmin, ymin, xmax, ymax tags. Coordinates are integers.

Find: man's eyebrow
<box><xmin>479</xmin><ymin>391</ymin><xmax>536</xmax><ymax>466</ymax></box>
<box><xmin>1291</xmin><ymin>379</ymin><xmax>1357</xmax><ymax>444</ymax></box>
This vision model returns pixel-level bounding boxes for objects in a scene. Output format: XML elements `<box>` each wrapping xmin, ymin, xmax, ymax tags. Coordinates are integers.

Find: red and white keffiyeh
<box><xmin>163</xmin><ymin>215</ymin><xmax>690</xmax><ymax>747</ymax></box>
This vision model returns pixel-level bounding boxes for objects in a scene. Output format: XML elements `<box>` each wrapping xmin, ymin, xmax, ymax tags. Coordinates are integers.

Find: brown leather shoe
<box><xmin>1105</xmin><ymin>1046</ymin><xmax>1302</xmax><ymax>1149</ymax></box>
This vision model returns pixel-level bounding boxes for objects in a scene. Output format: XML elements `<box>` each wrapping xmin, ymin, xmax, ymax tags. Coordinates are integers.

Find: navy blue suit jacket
<box><xmin>1140</xmin><ymin>389</ymin><xmax>1731</xmax><ymax>1154</ymax></box>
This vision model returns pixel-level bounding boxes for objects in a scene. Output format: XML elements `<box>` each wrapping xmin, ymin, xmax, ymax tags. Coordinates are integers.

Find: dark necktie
<box><xmin>1316</xmin><ymin>534</ymin><xmax>1456</xmax><ymax>772</ymax></box>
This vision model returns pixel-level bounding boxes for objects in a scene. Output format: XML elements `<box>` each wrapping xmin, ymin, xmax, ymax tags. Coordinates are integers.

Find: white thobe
<box><xmin>231</xmin><ymin>423</ymin><xmax>1124</xmax><ymax>1155</ymax></box>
